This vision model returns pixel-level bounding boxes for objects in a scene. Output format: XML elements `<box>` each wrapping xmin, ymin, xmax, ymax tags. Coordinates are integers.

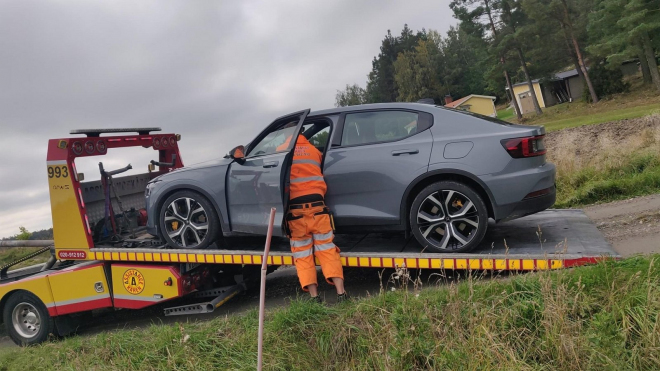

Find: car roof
<box><xmin>308</xmin><ymin>102</ymin><xmax>445</xmax><ymax>117</ymax></box>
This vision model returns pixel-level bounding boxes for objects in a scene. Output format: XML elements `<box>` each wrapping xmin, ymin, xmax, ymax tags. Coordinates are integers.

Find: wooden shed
<box><xmin>444</xmin><ymin>95</ymin><xmax>497</xmax><ymax>117</ymax></box>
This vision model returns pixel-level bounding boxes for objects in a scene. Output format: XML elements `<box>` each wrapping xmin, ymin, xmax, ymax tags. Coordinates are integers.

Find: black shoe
<box><xmin>309</xmin><ymin>295</ymin><xmax>323</xmax><ymax>304</ymax></box>
<box><xmin>336</xmin><ymin>292</ymin><xmax>350</xmax><ymax>304</ymax></box>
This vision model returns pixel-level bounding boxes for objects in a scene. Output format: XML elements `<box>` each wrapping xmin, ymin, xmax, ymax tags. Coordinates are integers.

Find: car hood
<box><xmin>150</xmin><ymin>157</ymin><xmax>232</xmax><ymax>182</ymax></box>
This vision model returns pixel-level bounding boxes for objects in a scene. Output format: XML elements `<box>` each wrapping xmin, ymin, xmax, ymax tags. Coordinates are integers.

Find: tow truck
<box><xmin>0</xmin><ymin>128</ymin><xmax>618</xmax><ymax>345</ymax></box>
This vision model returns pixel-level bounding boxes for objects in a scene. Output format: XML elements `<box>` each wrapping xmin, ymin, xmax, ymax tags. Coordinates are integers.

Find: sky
<box><xmin>0</xmin><ymin>0</ymin><xmax>455</xmax><ymax>239</ymax></box>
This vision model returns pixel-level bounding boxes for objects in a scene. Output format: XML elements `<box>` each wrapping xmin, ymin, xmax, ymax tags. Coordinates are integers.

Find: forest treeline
<box><xmin>336</xmin><ymin>0</ymin><xmax>660</xmax><ymax>119</ymax></box>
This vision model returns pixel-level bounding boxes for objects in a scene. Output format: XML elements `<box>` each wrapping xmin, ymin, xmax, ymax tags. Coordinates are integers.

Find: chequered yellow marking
<box><xmin>359</xmin><ymin>257</ymin><xmax>370</xmax><ymax>267</ymax></box>
<box><xmin>112</xmin><ymin>252</ymin><xmax>119</xmax><ymax>261</ymax></box>
<box><xmin>273</xmin><ymin>256</ymin><xmax>283</xmax><ymax>265</ymax></box>
<box><xmin>145</xmin><ymin>253</ymin><xmax>153</xmax><ymax>262</ymax></box>
<box><xmin>104</xmin><ymin>252</ymin><xmax>111</xmax><ymax>260</ymax></box>
<box><xmin>443</xmin><ymin>259</ymin><xmax>454</xmax><ymax>269</ymax></box>
<box><xmin>87</xmin><ymin>251</ymin><xmax>96</xmax><ymax>260</ymax></box>
<box><xmin>253</xmin><ymin>256</ymin><xmax>262</xmax><ymax>264</ymax></box>
<box><xmin>347</xmin><ymin>257</ymin><xmax>358</xmax><ymax>266</ymax></box>
<box><xmin>510</xmin><ymin>260</ymin><xmax>521</xmax><ymax>270</ymax></box>
<box><xmin>537</xmin><ymin>260</ymin><xmax>548</xmax><ymax>270</ymax></box>
<box><xmin>162</xmin><ymin>253</ymin><xmax>170</xmax><ymax>262</ymax></box>
<box><xmin>119</xmin><ymin>252</ymin><xmax>127</xmax><ymax>260</ymax></box>
<box><xmin>469</xmin><ymin>259</ymin><xmax>480</xmax><ymax>270</ymax></box>
<box><xmin>551</xmin><ymin>260</ymin><xmax>562</xmax><ymax>269</ymax></box>
<box><xmin>128</xmin><ymin>253</ymin><xmax>136</xmax><ymax>261</ymax></box>
<box><xmin>186</xmin><ymin>254</ymin><xmax>195</xmax><ymax>263</ymax></box>
<box><xmin>242</xmin><ymin>255</ymin><xmax>252</xmax><ymax>264</ymax></box>
<box><xmin>137</xmin><ymin>253</ymin><xmax>145</xmax><ymax>261</ymax></box>
<box><xmin>405</xmin><ymin>258</ymin><xmax>417</xmax><ymax>268</ymax></box>
<box><xmin>456</xmin><ymin>259</ymin><xmax>467</xmax><ymax>269</ymax></box>
<box><xmin>522</xmin><ymin>260</ymin><xmax>534</xmax><ymax>270</ymax></box>
<box><xmin>495</xmin><ymin>259</ymin><xmax>506</xmax><ymax>270</ymax></box>
<box><xmin>430</xmin><ymin>259</ymin><xmax>441</xmax><ymax>269</ymax></box>
<box><xmin>394</xmin><ymin>258</ymin><xmax>405</xmax><ymax>267</ymax></box>
<box><xmin>205</xmin><ymin>254</ymin><xmax>214</xmax><ymax>263</ymax></box>
<box><xmin>419</xmin><ymin>259</ymin><xmax>430</xmax><ymax>269</ymax></box>
<box><xmin>340</xmin><ymin>256</ymin><xmax>347</xmax><ymax>265</ymax></box>
<box><xmin>176</xmin><ymin>254</ymin><xmax>185</xmax><ymax>262</ymax></box>
<box><xmin>382</xmin><ymin>258</ymin><xmax>394</xmax><ymax>268</ymax></box>
<box><xmin>482</xmin><ymin>259</ymin><xmax>493</xmax><ymax>269</ymax></box>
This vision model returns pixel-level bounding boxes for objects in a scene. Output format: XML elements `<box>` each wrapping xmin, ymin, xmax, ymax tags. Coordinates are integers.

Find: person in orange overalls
<box><xmin>277</xmin><ymin>124</ymin><xmax>347</xmax><ymax>303</ymax></box>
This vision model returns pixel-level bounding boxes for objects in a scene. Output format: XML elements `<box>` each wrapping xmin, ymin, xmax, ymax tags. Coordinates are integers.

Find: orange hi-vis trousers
<box><xmin>287</xmin><ymin>202</ymin><xmax>343</xmax><ymax>291</ymax></box>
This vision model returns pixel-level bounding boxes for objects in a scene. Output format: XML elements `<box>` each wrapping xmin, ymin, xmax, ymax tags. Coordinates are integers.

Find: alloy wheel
<box><xmin>12</xmin><ymin>302</ymin><xmax>40</xmax><ymax>339</ymax></box>
<box><xmin>416</xmin><ymin>190</ymin><xmax>480</xmax><ymax>250</ymax></box>
<box><xmin>164</xmin><ymin>197</ymin><xmax>209</xmax><ymax>248</ymax></box>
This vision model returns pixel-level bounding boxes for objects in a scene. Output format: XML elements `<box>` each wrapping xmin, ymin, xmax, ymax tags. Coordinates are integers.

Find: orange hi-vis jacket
<box><xmin>282</xmin><ymin>135</ymin><xmax>327</xmax><ymax>200</ymax></box>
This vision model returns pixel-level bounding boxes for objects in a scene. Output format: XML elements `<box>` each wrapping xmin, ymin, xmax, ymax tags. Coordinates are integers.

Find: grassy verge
<box><xmin>0</xmin><ymin>247</ymin><xmax>51</xmax><ymax>269</ymax></box>
<box><xmin>549</xmin><ymin>113</ymin><xmax>660</xmax><ymax>207</ymax></box>
<box><xmin>1</xmin><ymin>256</ymin><xmax>659</xmax><ymax>370</ymax></box>
<box><xmin>507</xmin><ymin>77</ymin><xmax>660</xmax><ymax>132</ymax></box>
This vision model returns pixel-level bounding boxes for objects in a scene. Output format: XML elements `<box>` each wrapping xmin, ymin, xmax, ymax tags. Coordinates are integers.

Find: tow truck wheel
<box><xmin>3</xmin><ymin>291</ymin><xmax>55</xmax><ymax>346</ymax></box>
<box><xmin>159</xmin><ymin>190</ymin><xmax>220</xmax><ymax>249</ymax></box>
<box><xmin>410</xmin><ymin>181</ymin><xmax>488</xmax><ymax>253</ymax></box>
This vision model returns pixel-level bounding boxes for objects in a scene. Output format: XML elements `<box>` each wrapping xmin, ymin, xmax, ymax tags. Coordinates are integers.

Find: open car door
<box><xmin>227</xmin><ymin>109</ymin><xmax>310</xmax><ymax>236</ymax></box>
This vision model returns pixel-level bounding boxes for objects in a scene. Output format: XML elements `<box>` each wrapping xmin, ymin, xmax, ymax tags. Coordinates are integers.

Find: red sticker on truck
<box><xmin>57</xmin><ymin>250</ymin><xmax>87</xmax><ymax>259</ymax></box>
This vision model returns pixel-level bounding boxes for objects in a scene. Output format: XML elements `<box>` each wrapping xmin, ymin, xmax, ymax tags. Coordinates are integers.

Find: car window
<box><xmin>309</xmin><ymin>127</ymin><xmax>330</xmax><ymax>148</ymax></box>
<box><xmin>341</xmin><ymin>111</ymin><xmax>419</xmax><ymax>146</ymax></box>
<box><xmin>247</xmin><ymin>119</ymin><xmax>298</xmax><ymax>157</ymax></box>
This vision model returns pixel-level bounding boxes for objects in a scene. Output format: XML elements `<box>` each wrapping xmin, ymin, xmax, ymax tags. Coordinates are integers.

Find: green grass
<box><xmin>496</xmin><ymin>107</ymin><xmax>514</xmax><ymax>121</ymax></box>
<box><xmin>1</xmin><ymin>256</ymin><xmax>659</xmax><ymax>370</ymax></box>
<box><xmin>556</xmin><ymin>152</ymin><xmax>660</xmax><ymax>208</ymax></box>
<box><xmin>539</xmin><ymin>103</ymin><xmax>660</xmax><ymax>132</ymax></box>
<box><xmin>0</xmin><ymin>247</ymin><xmax>51</xmax><ymax>269</ymax></box>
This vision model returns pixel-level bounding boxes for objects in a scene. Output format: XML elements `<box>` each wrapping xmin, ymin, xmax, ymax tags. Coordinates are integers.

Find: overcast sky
<box><xmin>0</xmin><ymin>0</ymin><xmax>455</xmax><ymax>238</ymax></box>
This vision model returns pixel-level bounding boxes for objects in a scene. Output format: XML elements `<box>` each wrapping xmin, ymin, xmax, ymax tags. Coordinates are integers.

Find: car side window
<box><xmin>247</xmin><ymin>119</ymin><xmax>299</xmax><ymax>157</ymax></box>
<box><xmin>341</xmin><ymin>111</ymin><xmax>419</xmax><ymax>146</ymax></box>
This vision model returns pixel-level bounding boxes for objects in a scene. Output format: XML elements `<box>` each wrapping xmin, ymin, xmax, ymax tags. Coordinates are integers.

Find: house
<box><xmin>444</xmin><ymin>94</ymin><xmax>497</xmax><ymax>117</ymax></box>
<box><xmin>505</xmin><ymin>68</ymin><xmax>585</xmax><ymax>114</ymax></box>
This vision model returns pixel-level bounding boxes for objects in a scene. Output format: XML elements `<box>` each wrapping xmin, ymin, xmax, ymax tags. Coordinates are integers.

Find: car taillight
<box><xmin>501</xmin><ymin>135</ymin><xmax>546</xmax><ymax>158</ymax></box>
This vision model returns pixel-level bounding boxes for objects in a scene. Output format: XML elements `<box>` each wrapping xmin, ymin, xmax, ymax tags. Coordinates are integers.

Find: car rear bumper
<box><xmin>496</xmin><ymin>185</ymin><xmax>556</xmax><ymax>222</ymax></box>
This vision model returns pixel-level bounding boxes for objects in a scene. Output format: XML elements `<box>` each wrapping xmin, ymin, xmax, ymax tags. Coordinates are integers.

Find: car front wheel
<box><xmin>159</xmin><ymin>190</ymin><xmax>220</xmax><ymax>249</ymax></box>
<box><xmin>410</xmin><ymin>181</ymin><xmax>488</xmax><ymax>253</ymax></box>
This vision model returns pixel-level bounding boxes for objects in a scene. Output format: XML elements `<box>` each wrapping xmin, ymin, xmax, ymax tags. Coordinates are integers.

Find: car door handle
<box><xmin>263</xmin><ymin>161</ymin><xmax>279</xmax><ymax>168</ymax></box>
<box><xmin>391</xmin><ymin>149</ymin><xmax>419</xmax><ymax>156</ymax></box>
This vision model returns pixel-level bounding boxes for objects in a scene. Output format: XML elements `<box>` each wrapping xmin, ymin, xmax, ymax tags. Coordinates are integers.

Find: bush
<box><xmin>583</xmin><ymin>61</ymin><xmax>630</xmax><ymax>102</ymax></box>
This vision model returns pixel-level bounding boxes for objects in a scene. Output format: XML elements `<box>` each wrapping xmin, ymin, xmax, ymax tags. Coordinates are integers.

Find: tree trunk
<box><xmin>641</xmin><ymin>31</ymin><xmax>660</xmax><ymax>92</ymax></box>
<box><xmin>560</xmin><ymin>0</ymin><xmax>598</xmax><ymax>103</ymax></box>
<box><xmin>504</xmin><ymin>67</ymin><xmax>522</xmax><ymax>120</ymax></box>
<box><xmin>516</xmin><ymin>48</ymin><xmax>543</xmax><ymax>115</ymax></box>
<box><xmin>563</xmin><ymin>27</ymin><xmax>585</xmax><ymax>86</ymax></box>
<box><xmin>636</xmin><ymin>38</ymin><xmax>653</xmax><ymax>85</ymax></box>
<box><xmin>483</xmin><ymin>0</ymin><xmax>522</xmax><ymax>120</ymax></box>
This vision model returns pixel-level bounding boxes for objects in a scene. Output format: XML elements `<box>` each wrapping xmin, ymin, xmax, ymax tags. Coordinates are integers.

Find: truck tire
<box><xmin>410</xmin><ymin>181</ymin><xmax>488</xmax><ymax>253</ymax></box>
<box><xmin>2</xmin><ymin>291</ymin><xmax>55</xmax><ymax>346</ymax></box>
<box><xmin>159</xmin><ymin>190</ymin><xmax>220</xmax><ymax>249</ymax></box>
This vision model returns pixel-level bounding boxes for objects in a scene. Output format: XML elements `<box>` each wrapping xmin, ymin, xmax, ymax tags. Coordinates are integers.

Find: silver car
<box><xmin>145</xmin><ymin>103</ymin><xmax>555</xmax><ymax>253</ymax></box>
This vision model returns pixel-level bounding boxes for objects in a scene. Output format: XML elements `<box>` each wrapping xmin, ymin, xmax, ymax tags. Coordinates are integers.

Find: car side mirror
<box><xmin>229</xmin><ymin>145</ymin><xmax>246</xmax><ymax>162</ymax></box>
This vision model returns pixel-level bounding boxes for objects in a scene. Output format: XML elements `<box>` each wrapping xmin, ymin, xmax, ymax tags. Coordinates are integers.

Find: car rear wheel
<box><xmin>159</xmin><ymin>190</ymin><xmax>220</xmax><ymax>249</ymax></box>
<box><xmin>410</xmin><ymin>181</ymin><xmax>488</xmax><ymax>253</ymax></box>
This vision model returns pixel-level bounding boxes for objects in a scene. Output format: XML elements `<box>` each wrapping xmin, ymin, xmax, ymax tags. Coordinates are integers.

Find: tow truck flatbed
<box><xmin>85</xmin><ymin>209</ymin><xmax>617</xmax><ymax>270</ymax></box>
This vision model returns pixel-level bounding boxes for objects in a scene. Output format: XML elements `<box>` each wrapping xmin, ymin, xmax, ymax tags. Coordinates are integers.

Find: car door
<box><xmin>226</xmin><ymin>109</ymin><xmax>309</xmax><ymax>236</ymax></box>
<box><xmin>323</xmin><ymin>109</ymin><xmax>434</xmax><ymax>227</ymax></box>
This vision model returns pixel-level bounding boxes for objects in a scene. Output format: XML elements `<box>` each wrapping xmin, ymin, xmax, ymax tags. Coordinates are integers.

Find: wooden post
<box><xmin>257</xmin><ymin>207</ymin><xmax>276</xmax><ymax>371</ymax></box>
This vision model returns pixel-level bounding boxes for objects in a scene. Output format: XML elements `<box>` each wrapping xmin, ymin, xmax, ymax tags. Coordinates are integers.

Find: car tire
<box><xmin>3</xmin><ymin>291</ymin><xmax>55</xmax><ymax>346</ymax></box>
<box><xmin>410</xmin><ymin>181</ymin><xmax>488</xmax><ymax>253</ymax></box>
<box><xmin>159</xmin><ymin>190</ymin><xmax>220</xmax><ymax>249</ymax></box>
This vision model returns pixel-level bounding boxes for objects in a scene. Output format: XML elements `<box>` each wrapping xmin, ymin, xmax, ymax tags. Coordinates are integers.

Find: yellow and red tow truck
<box><xmin>0</xmin><ymin>128</ymin><xmax>616</xmax><ymax>345</ymax></box>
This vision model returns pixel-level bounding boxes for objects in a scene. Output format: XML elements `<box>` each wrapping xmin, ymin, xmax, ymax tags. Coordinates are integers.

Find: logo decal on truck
<box><xmin>123</xmin><ymin>269</ymin><xmax>145</xmax><ymax>295</ymax></box>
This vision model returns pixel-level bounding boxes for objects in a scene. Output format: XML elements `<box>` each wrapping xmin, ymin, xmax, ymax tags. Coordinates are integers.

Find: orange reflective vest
<box><xmin>278</xmin><ymin>135</ymin><xmax>326</xmax><ymax>199</ymax></box>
